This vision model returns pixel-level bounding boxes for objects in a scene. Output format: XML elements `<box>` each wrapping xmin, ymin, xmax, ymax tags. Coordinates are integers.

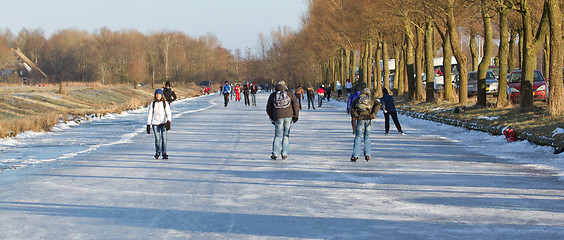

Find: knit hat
<box><xmin>361</xmin><ymin>88</ymin><xmax>371</xmax><ymax>95</ymax></box>
<box><xmin>277</xmin><ymin>80</ymin><xmax>286</xmax><ymax>86</ymax></box>
<box><xmin>155</xmin><ymin>88</ymin><xmax>164</xmax><ymax>96</ymax></box>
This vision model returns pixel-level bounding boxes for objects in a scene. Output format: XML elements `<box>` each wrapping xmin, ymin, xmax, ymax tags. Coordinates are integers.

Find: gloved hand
<box><xmin>165</xmin><ymin>121</ymin><xmax>171</xmax><ymax>131</ymax></box>
<box><xmin>346</xmin><ymin>109</ymin><xmax>350</xmax><ymax>114</ymax></box>
<box><xmin>146</xmin><ymin>125</ymin><xmax>151</xmax><ymax>134</ymax></box>
<box><xmin>292</xmin><ymin>117</ymin><xmax>298</xmax><ymax>123</ymax></box>
<box><xmin>383</xmin><ymin>110</ymin><xmax>388</xmax><ymax>114</ymax></box>
<box><xmin>271</xmin><ymin>120</ymin><xmax>275</xmax><ymax>125</ymax></box>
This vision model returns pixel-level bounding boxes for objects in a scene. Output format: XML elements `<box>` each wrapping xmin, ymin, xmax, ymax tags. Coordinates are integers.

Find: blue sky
<box><xmin>0</xmin><ymin>0</ymin><xmax>308</xmax><ymax>51</ymax></box>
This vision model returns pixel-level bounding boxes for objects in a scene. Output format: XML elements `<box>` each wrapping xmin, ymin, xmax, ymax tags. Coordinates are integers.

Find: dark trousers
<box><xmin>244</xmin><ymin>94</ymin><xmax>250</xmax><ymax>106</ymax></box>
<box><xmin>384</xmin><ymin>112</ymin><xmax>403</xmax><ymax>133</ymax></box>
<box><xmin>307</xmin><ymin>97</ymin><xmax>315</xmax><ymax>109</ymax></box>
<box><xmin>223</xmin><ymin>93</ymin><xmax>229</xmax><ymax>107</ymax></box>
<box><xmin>297</xmin><ymin>97</ymin><xmax>302</xmax><ymax>109</ymax></box>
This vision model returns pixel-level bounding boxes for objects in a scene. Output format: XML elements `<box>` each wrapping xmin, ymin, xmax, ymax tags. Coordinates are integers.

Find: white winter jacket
<box><xmin>147</xmin><ymin>100</ymin><xmax>172</xmax><ymax>125</ymax></box>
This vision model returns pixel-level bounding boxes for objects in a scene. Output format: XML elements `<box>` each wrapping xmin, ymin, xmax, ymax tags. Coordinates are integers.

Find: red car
<box><xmin>508</xmin><ymin>70</ymin><xmax>548</xmax><ymax>103</ymax></box>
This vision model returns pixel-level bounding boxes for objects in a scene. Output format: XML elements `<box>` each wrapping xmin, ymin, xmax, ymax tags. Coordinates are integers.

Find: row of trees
<box><xmin>0</xmin><ymin>28</ymin><xmax>237</xmax><ymax>87</ymax></box>
<box><xmin>244</xmin><ymin>0</ymin><xmax>563</xmax><ymax>116</ymax></box>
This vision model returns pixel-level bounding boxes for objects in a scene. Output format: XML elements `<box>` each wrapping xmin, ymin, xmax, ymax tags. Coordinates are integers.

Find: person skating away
<box><xmin>295</xmin><ymin>85</ymin><xmax>304</xmax><ymax>110</ymax></box>
<box><xmin>317</xmin><ymin>85</ymin><xmax>325</xmax><ymax>107</ymax></box>
<box><xmin>306</xmin><ymin>86</ymin><xmax>315</xmax><ymax>110</ymax></box>
<box><xmin>350</xmin><ymin>88</ymin><xmax>379</xmax><ymax>162</ymax></box>
<box><xmin>347</xmin><ymin>86</ymin><xmax>361</xmax><ymax>135</ymax></box>
<box><xmin>147</xmin><ymin>89</ymin><xmax>172</xmax><ymax>159</ymax></box>
<box><xmin>380</xmin><ymin>88</ymin><xmax>405</xmax><ymax>135</ymax></box>
<box><xmin>251</xmin><ymin>83</ymin><xmax>258</xmax><ymax>106</ymax></box>
<box><xmin>222</xmin><ymin>81</ymin><xmax>231</xmax><ymax>107</ymax></box>
<box><xmin>163</xmin><ymin>81</ymin><xmax>177</xmax><ymax>105</ymax></box>
<box><xmin>345</xmin><ymin>79</ymin><xmax>353</xmax><ymax>95</ymax></box>
<box><xmin>266</xmin><ymin>80</ymin><xmax>299</xmax><ymax>160</ymax></box>
<box><xmin>325</xmin><ymin>84</ymin><xmax>332</xmax><ymax>102</ymax></box>
<box><xmin>336</xmin><ymin>81</ymin><xmax>342</xmax><ymax>98</ymax></box>
<box><xmin>235</xmin><ymin>84</ymin><xmax>241</xmax><ymax>101</ymax></box>
<box><xmin>243</xmin><ymin>84</ymin><xmax>250</xmax><ymax>106</ymax></box>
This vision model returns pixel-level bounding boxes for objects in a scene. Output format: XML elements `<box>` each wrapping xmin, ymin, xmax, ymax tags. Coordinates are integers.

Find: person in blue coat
<box><xmin>222</xmin><ymin>81</ymin><xmax>231</xmax><ymax>107</ymax></box>
<box><xmin>380</xmin><ymin>88</ymin><xmax>405</xmax><ymax>135</ymax></box>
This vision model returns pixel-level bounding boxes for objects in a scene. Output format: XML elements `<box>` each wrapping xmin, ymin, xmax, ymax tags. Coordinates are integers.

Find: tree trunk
<box><xmin>543</xmin><ymin>33</ymin><xmax>550</xmax><ymax>78</ymax></box>
<box><xmin>382</xmin><ymin>40</ymin><xmax>390</xmax><ymax>93</ymax></box>
<box><xmin>415</xmin><ymin>26</ymin><xmax>425</xmax><ymax>101</ymax></box>
<box><xmin>360</xmin><ymin>41</ymin><xmax>367</xmax><ymax>87</ymax></box>
<box><xmin>548</xmin><ymin>0</ymin><xmax>564</xmax><ymax>115</ymax></box>
<box><xmin>443</xmin><ymin>31</ymin><xmax>454</xmax><ymax>101</ymax></box>
<box><xmin>350</xmin><ymin>50</ymin><xmax>356</xmax><ymax>87</ymax></box>
<box><xmin>497</xmin><ymin>1</ymin><xmax>510</xmax><ymax>107</ymax></box>
<box><xmin>508</xmin><ymin>30</ymin><xmax>517</xmax><ymax>73</ymax></box>
<box><xmin>393</xmin><ymin>42</ymin><xmax>403</xmax><ymax>96</ymax></box>
<box><xmin>470</xmin><ymin>33</ymin><xmax>479</xmax><ymax>72</ymax></box>
<box><xmin>405</xmin><ymin>23</ymin><xmax>416</xmax><ymax>99</ymax></box>
<box><xmin>375</xmin><ymin>41</ymin><xmax>382</xmax><ymax>96</ymax></box>
<box><xmin>367</xmin><ymin>39</ymin><xmax>374</xmax><ymax>89</ymax></box>
<box><xmin>477</xmin><ymin>0</ymin><xmax>493</xmax><ymax>107</ymax></box>
<box><xmin>447</xmin><ymin>0</ymin><xmax>469</xmax><ymax>104</ymax></box>
<box><xmin>520</xmin><ymin>0</ymin><xmax>549</xmax><ymax>109</ymax></box>
<box><xmin>425</xmin><ymin>22</ymin><xmax>436</xmax><ymax>102</ymax></box>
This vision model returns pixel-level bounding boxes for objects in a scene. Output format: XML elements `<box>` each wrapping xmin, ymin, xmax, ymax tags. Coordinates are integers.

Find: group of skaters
<box><xmin>146</xmin><ymin>80</ymin><xmax>404</xmax><ymax>163</ymax></box>
<box><xmin>266</xmin><ymin>80</ymin><xmax>404</xmax><ymax>162</ymax></box>
<box><xmin>221</xmin><ymin>81</ymin><xmax>259</xmax><ymax>107</ymax></box>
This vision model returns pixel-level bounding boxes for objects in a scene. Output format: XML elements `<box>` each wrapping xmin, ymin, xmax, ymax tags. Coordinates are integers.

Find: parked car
<box><xmin>198</xmin><ymin>80</ymin><xmax>212</xmax><ymax>87</ymax></box>
<box><xmin>508</xmin><ymin>70</ymin><xmax>548</xmax><ymax>103</ymax></box>
<box><xmin>464</xmin><ymin>71</ymin><xmax>499</xmax><ymax>96</ymax></box>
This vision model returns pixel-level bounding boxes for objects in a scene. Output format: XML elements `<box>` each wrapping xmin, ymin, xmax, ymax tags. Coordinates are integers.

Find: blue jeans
<box><xmin>153</xmin><ymin>124</ymin><xmax>167</xmax><ymax>155</ymax></box>
<box><xmin>352</xmin><ymin>119</ymin><xmax>371</xmax><ymax>158</ymax></box>
<box><xmin>251</xmin><ymin>93</ymin><xmax>256</xmax><ymax>106</ymax></box>
<box><xmin>272</xmin><ymin>117</ymin><xmax>292</xmax><ymax>157</ymax></box>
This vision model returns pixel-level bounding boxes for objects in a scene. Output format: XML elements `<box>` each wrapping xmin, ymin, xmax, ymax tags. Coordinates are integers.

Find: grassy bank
<box><xmin>0</xmin><ymin>83</ymin><xmax>203</xmax><ymax>138</ymax></box>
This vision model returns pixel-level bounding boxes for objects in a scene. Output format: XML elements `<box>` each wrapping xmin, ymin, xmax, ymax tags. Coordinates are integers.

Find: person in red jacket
<box><xmin>235</xmin><ymin>84</ymin><xmax>241</xmax><ymax>101</ymax></box>
<box><xmin>317</xmin><ymin>85</ymin><xmax>325</xmax><ymax>107</ymax></box>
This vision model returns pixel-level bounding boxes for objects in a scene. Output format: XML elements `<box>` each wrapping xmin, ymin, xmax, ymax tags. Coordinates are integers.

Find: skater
<box><xmin>243</xmin><ymin>84</ymin><xmax>250</xmax><ymax>106</ymax></box>
<box><xmin>325</xmin><ymin>84</ymin><xmax>332</xmax><ymax>102</ymax></box>
<box><xmin>163</xmin><ymin>81</ymin><xmax>177</xmax><ymax>104</ymax></box>
<box><xmin>317</xmin><ymin>85</ymin><xmax>325</xmax><ymax>107</ymax></box>
<box><xmin>345</xmin><ymin>79</ymin><xmax>353</xmax><ymax>95</ymax></box>
<box><xmin>266</xmin><ymin>80</ymin><xmax>299</xmax><ymax>160</ymax></box>
<box><xmin>306</xmin><ymin>86</ymin><xmax>315</xmax><ymax>110</ymax></box>
<box><xmin>222</xmin><ymin>81</ymin><xmax>231</xmax><ymax>107</ymax></box>
<box><xmin>295</xmin><ymin>85</ymin><xmax>304</xmax><ymax>110</ymax></box>
<box><xmin>380</xmin><ymin>88</ymin><xmax>405</xmax><ymax>135</ymax></box>
<box><xmin>336</xmin><ymin>81</ymin><xmax>342</xmax><ymax>98</ymax></box>
<box><xmin>350</xmin><ymin>88</ymin><xmax>379</xmax><ymax>162</ymax></box>
<box><xmin>147</xmin><ymin>89</ymin><xmax>172</xmax><ymax>159</ymax></box>
<box><xmin>251</xmin><ymin>83</ymin><xmax>258</xmax><ymax>106</ymax></box>
<box><xmin>347</xmin><ymin>86</ymin><xmax>361</xmax><ymax>134</ymax></box>
<box><xmin>235</xmin><ymin>84</ymin><xmax>241</xmax><ymax>101</ymax></box>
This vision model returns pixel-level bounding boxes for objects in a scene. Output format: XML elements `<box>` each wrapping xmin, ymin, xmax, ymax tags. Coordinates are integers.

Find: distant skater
<box><xmin>147</xmin><ymin>89</ymin><xmax>172</xmax><ymax>160</ymax></box>
<box><xmin>350</xmin><ymin>88</ymin><xmax>379</xmax><ymax>162</ymax></box>
<box><xmin>243</xmin><ymin>84</ymin><xmax>250</xmax><ymax>106</ymax></box>
<box><xmin>295</xmin><ymin>85</ymin><xmax>304</xmax><ymax>110</ymax></box>
<box><xmin>235</xmin><ymin>84</ymin><xmax>241</xmax><ymax>101</ymax></box>
<box><xmin>266</xmin><ymin>80</ymin><xmax>299</xmax><ymax>160</ymax></box>
<box><xmin>251</xmin><ymin>83</ymin><xmax>258</xmax><ymax>106</ymax></box>
<box><xmin>163</xmin><ymin>81</ymin><xmax>177</xmax><ymax>105</ymax></box>
<box><xmin>317</xmin><ymin>85</ymin><xmax>325</xmax><ymax>107</ymax></box>
<box><xmin>306</xmin><ymin>86</ymin><xmax>315</xmax><ymax>110</ymax></box>
<box><xmin>222</xmin><ymin>81</ymin><xmax>231</xmax><ymax>107</ymax></box>
<box><xmin>381</xmin><ymin>88</ymin><xmax>405</xmax><ymax>135</ymax></box>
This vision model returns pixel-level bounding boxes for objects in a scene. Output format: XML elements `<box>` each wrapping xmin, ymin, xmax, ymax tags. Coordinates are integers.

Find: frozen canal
<box><xmin>0</xmin><ymin>92</ymin><xmax>562</xmax><ymax>239</ymax></box>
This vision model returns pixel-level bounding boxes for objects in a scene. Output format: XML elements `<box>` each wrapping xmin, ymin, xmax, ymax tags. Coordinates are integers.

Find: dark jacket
<box><xmin>351</xmin><ymin>92</ymin><xmax>379</xmax><ymax>119</ymax></box>
<box><xmin>266</xmin><ymin>84</ymin><xmax>300</xmax><ymax>121</ymax></box>
<box><xmin>243</xmin><ymin>85</ymin><xmax>250</xmax><ymax>95</ymax></box>
<box><xmin>380</xmin><ymin>92</ymin><xmax>397</xmax><ymax>113</ymax></box>
<box><xmin>163</xmin><ymin>87</ymin><xmax>177</xmax><ymax>103</ymax></box>
<box><xmin>306</xmin><ymin>87</ymin><xmax>315</xmax><ymax>99</ymax></box>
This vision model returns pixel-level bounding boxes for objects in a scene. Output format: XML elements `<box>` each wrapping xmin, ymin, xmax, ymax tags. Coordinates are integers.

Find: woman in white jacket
<box><xmin>147</xmin><ymin>89</ymin><xmax>172</xmax><ymax>159</ymax></box>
